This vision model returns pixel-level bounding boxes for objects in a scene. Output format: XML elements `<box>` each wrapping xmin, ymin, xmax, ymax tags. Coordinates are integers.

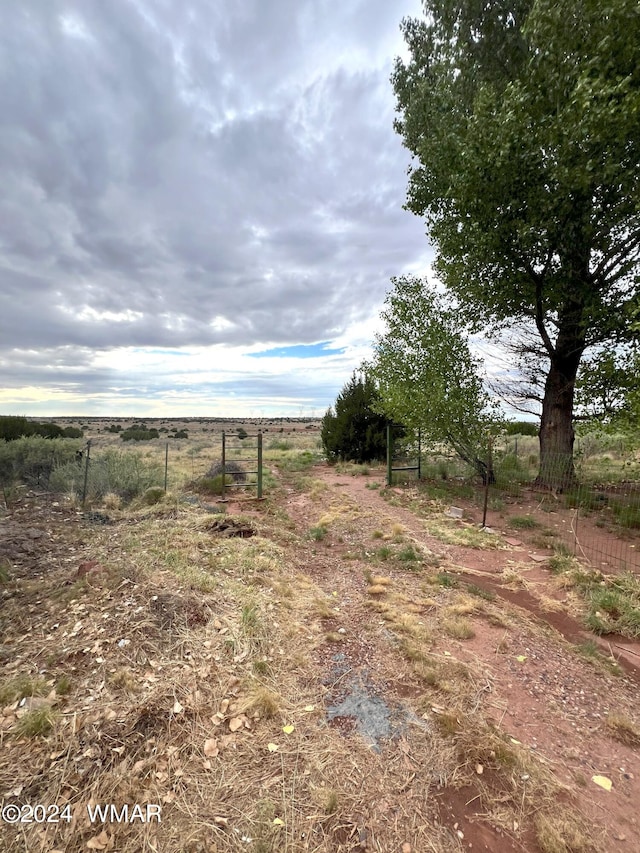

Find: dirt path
<box><xmin>279</xmin><ymin>464</ymin><xmax>640</xmax><ymax>852</ymax></box>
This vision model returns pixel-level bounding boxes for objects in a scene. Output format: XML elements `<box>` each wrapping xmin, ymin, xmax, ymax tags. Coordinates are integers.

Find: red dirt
<box><xmin>281</xmin><ymin>464</ymin><xmax>640</xmax><ymax>852</ymax></box>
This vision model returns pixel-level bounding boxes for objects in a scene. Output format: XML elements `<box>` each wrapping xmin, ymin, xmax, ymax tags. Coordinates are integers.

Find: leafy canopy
<box><xmin>368</xmin><ymin>276</ymin><xmax>499</xmax><ymax>477</ymax></box>
<box><xmin>393</xmin><ymin>0</ymin><xmax>640</xmax><ymax>337</ymax></box>
<box><xmin>392</xmin><ymin>0</ymin><xmax>640</xmax><ymax>485</ymax></box>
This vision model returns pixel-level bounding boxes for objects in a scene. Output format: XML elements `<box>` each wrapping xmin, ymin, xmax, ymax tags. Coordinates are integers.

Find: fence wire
<box><xmin>406</xmin><ymin>439</ymin><xmax>640</xmax><ymax>575</ymax></box>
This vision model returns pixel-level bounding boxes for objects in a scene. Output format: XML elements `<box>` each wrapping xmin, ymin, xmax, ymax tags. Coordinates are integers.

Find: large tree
<box><xmin>392</xmin><ymin>0</ymin><xmax>640</xmax><ymax>487</ymax></box>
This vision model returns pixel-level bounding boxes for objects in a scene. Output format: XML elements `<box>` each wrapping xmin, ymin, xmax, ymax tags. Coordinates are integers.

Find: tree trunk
<box><xmin>537</xmin><ymin>360</ymin><xmax>577</xmax><ymax>489</ymax></box>
<box><xmin>537</xmin><ymin>307</ymin><xmax>587</xmax><ymax>489</ymax></box>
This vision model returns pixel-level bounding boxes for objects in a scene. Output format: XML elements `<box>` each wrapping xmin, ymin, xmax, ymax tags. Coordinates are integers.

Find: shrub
<box><xmin>0</xmin><ymin>436</ymin><xmax>81</xmax><ymax>488</ymax></box>
<box><xmin>62</xmin><ymin>426</ymin><xmax>84</xmax><ymax>438</ymax></box>
<box><xmin>49</xmin><ymin>448</ymin><xmax>163</xmax><ymax>503</ymax></box>
<box><xmin>142</xmin><ymin>486</ymin><xmax>165</xmax><ymax>506</ymax></box>
<box><xmin>121</xmin><ymin>427</ymin><xmax>159</xmax><ymax>442</ymax></box>
<box><xmin>206</xmin><ymin>460</ymin><xmax>246</xmax><ymax>483</ymax></box>
<box><xmin>505</xmin><ymin>420</ymin><xmax>538</xmax><ymax>437</ymax></box>
<box><xmin>197</xmin><ymin>474</ymin><xmax>234</xmax><ymax>495</ymax></box>
<box><xmin>0</xmin><ymin>416</ymin><xmax>81</xmax><ymax>441</ymax></box>
<box><xmin>236</xmin><ymin>427</ymin><xmax>248</xmax><ymax>440</ymax></box>
<box><xmin>321</xmin><ymin>371</ymin><xmax>389</xmax><ymax>463</ymax></box>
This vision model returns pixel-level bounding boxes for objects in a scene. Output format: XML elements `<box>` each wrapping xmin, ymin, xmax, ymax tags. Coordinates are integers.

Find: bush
<box><xmin>321</xmin><ymin>372</ymin><xmax>388</xmax><ymax>463</ymax></box>
<box><xmin>237</xmin><ymin>427</ymin><xmax>248</xmax><ymax>440</ymax></box>
<box><xmin>142</xmin><ymin>486</ymin><xmax>165</xmax><ymax>506</ymax></box>
<box><xmin>505</xmin><ymin>420</ymin><xmax>538</xmax><ymax>437</ymax></box>
<box><xmin>206</xmin><ymin>460</ymin><xmax>246</xmax><ymax>483</ymax></box>
<box><xmin>0</xmin><ymin>416</ymin><xmax>82</xmax><ymax>441</ymax></box>
<box><xmin>197</xmin><ymin>474</ymin><xmax>234</xmax><ymax>495</ymax></box>
<box><xmin>62</xmin><ymin>426</ymin><xmax>84</xmax><ymax>438</ymax></box>
<box><xmin>121</xmin><ymin>427</ymin><xmax>159</xmax><ymax>442</ymax></box>
<box><xmin>49</xmin><ymin>448</ymin><xmax>163</xmax><ymax>503</ymax></box>
<box><xmin>0</xmin><ymin>436</ymin><xmax>81</xmax><ymax>488</ymax></box>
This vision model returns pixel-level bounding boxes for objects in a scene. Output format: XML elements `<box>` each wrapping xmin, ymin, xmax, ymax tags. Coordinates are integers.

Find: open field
<box><xmin>1</xmin><ymin>424</ymin><xmax>640</xmax><ymax>852</ymax></box>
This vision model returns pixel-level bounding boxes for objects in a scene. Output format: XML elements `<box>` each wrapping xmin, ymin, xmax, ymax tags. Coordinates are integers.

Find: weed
<box><xmin>325</xmin><ymin>632</ymin><xmax>344</xmax><ymax>643</ymax></box>
<box><xmin>436</xmin><ymin>572</ymin><xmax>459</xmax><ymax>588</ymax></box>
<box><xmin>372</xmin><ymin>530</ymin><xmax>384</xmax><ymax>539</ymax></box>
<box><xmin>309</xmin><ymin>524</ymin><xmax>328</xmax><ymax>541</ymax></box>
<box><xmin>142</xmin><ymin>486</ymin><xmax>165</xmax><ymax>506</ymax></box>
<box><xmin>15</xmin><ymin>707</ymin><xmax>59</xmax><ymax>738</ymax></box>
<box><xmin>433</xmin><ymin>711</ymin><xmax>461</xmax><ymax>736</ymax></box>
<box><xmin>548</xmin><ymin>553</ymin><xmax>577</xmax><ymax>574</ymax></box>
<box><xmin>0</xmin><ymin>674</ymin><xmax>49</xmax><ymax>706</ymax></box>
<box><xmin>397</xmin><ymin>545</ymin><xmax>420</xmax><ymax>564</ymax></box>
<box><xmin>604</xmin><ymin>713</ymin><xmax>640</xmax><ymax>746</ymax></box>
<box><xmin>534</xmin><ymin>810</ymin><xmax>595</xmax><ymax>853</ymax></box>
<box><xmin>466</xmin><ymin>583</ymin><xmax>495</xmax><ymax>601</ymax></box>
<box><xmin>197</xmin><ymin>474</ymin><xmax>234</xmax><ymax>495</ymax></box>
<box><xmin>509</xmin><ymin>515</ymin><xmax>540</xmax><ymax>529</ymax></box>
<box><xmin>312</xmin><ymin>597</ymin><xmax>334</xmax><ymax>619</ymax></box>
<box><xmin>445</xmin><ymin>595</ymin><xmax>477</xmax><ymax>616</ymax></box>
<box><xmin>324</xmin><ymin>790</ymin><xmax>339</xmax><ymax>815</ymax></box>
<box><xmin>102</xmin><ymin>491</ymin><xmax>122</xmax><ymax>510</ymax></box>
<box><xmin>442</xmin><ymin>617</ymin><xmax>475</xmax><ymax>640</ymax></box>
<box><xmin>241</xmin><ymin>603</ymin><xmax>262</xmax><ymax>639</ymax></box>
<box><xmin>375</xmin><ymin>545</ymin><xmax>392</xmax><ymax>561</ymax></box>
<box><xmin>239</xmin><ymin>685</ymin><xmax>281</xmax><ymax>719</ymax></box>
<box><xmin>109</xmin><ymin>668</ymin><xmax>139</xmax><ymax>692</ymax></box>
<box><xmin>0</xmin><ymin>558</ymin><xmax>10</xmax><ymax>585</ymax></box>
<box><xmin>54</xmin><ymin>674</ymin><xmax>72</xmax><ymax>696</ymax></box>
<box><xmin>587</xmin><ymin>579</ymin><xmax>640</xmax><ymax>638</ymax></box>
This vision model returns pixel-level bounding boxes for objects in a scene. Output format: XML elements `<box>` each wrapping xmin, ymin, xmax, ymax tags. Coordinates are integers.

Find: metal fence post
<box><xmin>418</xmin><ymin>428</ymin><xmax>422</xmax><ymax>480</ymax></box>
<box><xmin>481</xmin><ymin>437</ymin><xmax>492</xmax><ymax>528</ymax></box>
<box><xmin>82</xmin><ymin>440</ymin><xmax>91</xmax><ymax>508</ymax></box>
<box><xmin>257</xmin><ymin>431</ymin><xmax>263</xmax><ymax>498</ymax></box>
<box><xmin>221</xmin><ymin>431</ymin><xmax>226</xmax><ymax>499</ymax></box>
<box><xmin>386</xmin><ymin>424</ymin><xmax>392</xmax><ymax>486</ymax></box>
<box><xmin>164</xmin><ymin>442</ymin><xmax>169</xmax><ymax>492</ymax></box>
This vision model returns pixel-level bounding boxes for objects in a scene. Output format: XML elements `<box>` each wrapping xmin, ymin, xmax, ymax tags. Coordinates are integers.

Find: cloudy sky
<box><xmin>0</xmin><ymin>0</ymin><xmax>434</xmax><ymax>418</ymax></box>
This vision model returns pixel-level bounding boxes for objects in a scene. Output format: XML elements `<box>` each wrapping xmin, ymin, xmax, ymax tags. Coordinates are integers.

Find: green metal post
<box><xmin>221</xmin><ymin>431</ymin><xmax>226</xmax><ymax>500</ymax></box>
<box><xmin>481</xmin><ymin>437</ymin><xmax>492</xmax><ymax>528</ymax></box>
<box><xmin>386</xmin><ymin>424</ymin><xmax>392</xmax><ymax>486</ymax></box>
<box><xmin>257</xmin><ymin>431</ymin><xmax>263</xmax><ymax>498</ymax></box>
<box><xmin>82</xmin><ymin>440</ymin><xmax>91</xmax><ymax>508</ymax></box>
<box><xmin>418</xmin><ymin>428</ymin><xmax>422</xmax><ymax>480</ymax></box>
<box><xmin>164</xmin><ymin>442</ymin><xmax>169</xmax><ymax>492</ymax></box>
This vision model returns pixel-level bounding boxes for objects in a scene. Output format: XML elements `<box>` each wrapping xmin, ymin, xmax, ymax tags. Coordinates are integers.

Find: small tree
<box><xmin>368</xmin><ymin>276</ymin><xmax>500</xmax><ymax>482</ymax></box>
<box><xmin>321</xmin><ymin>372</ymin><xmax>388</xmax><ymax>463</ymax></box>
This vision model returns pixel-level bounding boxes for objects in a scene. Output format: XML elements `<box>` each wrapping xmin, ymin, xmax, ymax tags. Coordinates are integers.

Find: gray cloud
<box><xmin>0</xmin><ymin>0</ymin><xmax>429</xmax><ymax>409</ymax></box>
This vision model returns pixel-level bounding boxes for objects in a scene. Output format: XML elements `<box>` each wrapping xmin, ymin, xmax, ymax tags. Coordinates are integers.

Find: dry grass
<box><xmin>534</xmin><ymin>810</ymin><xmax>597</xmax><ymax>852</ymax></box>
<box><xmin>442</xmin><ymin>617</ymin><xmax>476</xmax><ymax>640</ymax></box>
<box><xmin>0</xmin><ymin>427</ymin><xmax>624</xmax><ymax>852</ymax></box>
<box><xmin>604</xmin><ymin>712</ymin><xmax>640</xmax><ymax>746</ymax></box>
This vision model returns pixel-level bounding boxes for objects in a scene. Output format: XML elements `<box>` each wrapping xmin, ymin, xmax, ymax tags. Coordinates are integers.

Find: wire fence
<box><xmin>0</xmin><ymin>433</ymin><xmax>267</xmax><ymax>509</ymax></box>
<box><xmin>388</xmin><ymin>434</ymin><xmax>640</xmax><ymax>575</ymax></box>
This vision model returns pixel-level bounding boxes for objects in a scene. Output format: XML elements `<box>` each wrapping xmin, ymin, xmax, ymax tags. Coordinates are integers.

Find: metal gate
<box><xmin>220</xmin><ymin>430</ymin><xmax>264</xmax><ymax>499</ymax></box>
<box><xmin>386</xmin><ymin>424</ymin><xmax>421</xmax><ymax>486</ymax></box>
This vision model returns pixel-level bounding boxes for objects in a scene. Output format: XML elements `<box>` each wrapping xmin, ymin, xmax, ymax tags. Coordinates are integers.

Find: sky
<box><xmin>0</xmin><ymin>0</ymin><xmax>435</xmax><ymax>418</ymax></box>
